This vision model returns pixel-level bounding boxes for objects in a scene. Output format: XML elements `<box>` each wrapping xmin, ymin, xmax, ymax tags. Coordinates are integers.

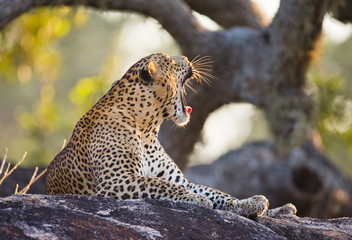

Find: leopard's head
<box><xmin>140</xmin><ymin>53</ymin><xmax>213</xmax><ymax>126</ymax></box>
<box><xmin>115</xmin><ymin>53</ymin><xmax>213</xmax><ymax>128</ymax></box>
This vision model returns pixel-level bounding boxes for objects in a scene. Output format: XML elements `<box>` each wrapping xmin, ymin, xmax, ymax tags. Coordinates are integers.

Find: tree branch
<box><xmin>332</xmin><ymin>0</ymin><xmax>352</xmax><ymax>23</ymax></box>
<box><xmin>184</xmin><ymin>0</ymin><xmax>267</xmax><ymax>28</ymax></box>
<box><xmin>0</xmin><ymin>0</ymin><xmax>205</xmax><ymax>50</ymax></box>
<box><xmin>269</xmin><ymin>0</ymin><xmax>331</xmax><ymax>88</ymax></box>
<box><xmin>0</xmin><ymin>0</ymin><xmax>37</xmax><ymax>30</ymax></box>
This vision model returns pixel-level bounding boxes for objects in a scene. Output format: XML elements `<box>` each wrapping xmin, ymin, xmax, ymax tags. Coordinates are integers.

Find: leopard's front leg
<box><xmin>145</xmin><ymin>142</ymin><xmax>296</xmax><ymax>217</ymax></box>
<box><xmin>186</xmin><ymin>182</ymin><xmax>269</xmax><ymax>217</ymax></box>
<box><xmin>93</xmin><ymin>173</ymin><xmax>213</xmax><ymax>208</ymax></box>
<box><xmin>186</xmin><ymin>182</ymin><xmax>297</xmax><ymax>217</ymax></box>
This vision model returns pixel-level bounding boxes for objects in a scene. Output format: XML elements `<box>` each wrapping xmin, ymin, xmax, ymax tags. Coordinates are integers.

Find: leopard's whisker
<box><xmin>193</xmin><ymin>67</ymin><xmax>213</xmax><ymax>72</ymax></box>
<box><xmin>192</xmin><ymin>65</ymin><xmax>213</xmax><ymax>70</ymax></box>
<box><xmin>197</xmin><ymin>71</ymin><xmax>217</xmax><ymax>80</ymax></box>
<box><xmin>185</xmin><ymin>81</ymin><xmax>197</xmax><ymax>93</ymax></box>
<box><xmin>191</xmin><ymin>55</ymin><xmax>216</xmax><ymax>86</ymax></box>
<box><xmin>191</xmin><ymin>55</ymin><xmax>212</xmax><ymax>65</ymax></box>
<box><xmin>190</xmin><ymin>55</ymin><xmax>201</xmax><ymax>64</ymax></box>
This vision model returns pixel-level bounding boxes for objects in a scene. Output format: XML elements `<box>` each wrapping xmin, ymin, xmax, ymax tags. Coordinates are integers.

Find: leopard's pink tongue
<box><xmin>186</xmin><ymin>106</ymin><xmax>192</xmax><ymax>114</ymax></box>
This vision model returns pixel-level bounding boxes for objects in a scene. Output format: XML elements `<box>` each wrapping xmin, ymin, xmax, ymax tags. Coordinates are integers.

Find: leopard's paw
<box><xmin>227</xmin><ymin>195</ymin><xmax>269</xmax><ymax>217</ymax></box>
<box><xmin>265</xmin><ymin>203</ymin><xmax>297</xmax><ymax>216</ymax></box>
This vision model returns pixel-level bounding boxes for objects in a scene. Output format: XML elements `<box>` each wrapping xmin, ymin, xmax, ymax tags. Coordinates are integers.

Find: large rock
<box><xmin>0</xmin><ymin>194</ymin><xmax>351</xmax><ymax>239</ymax></box>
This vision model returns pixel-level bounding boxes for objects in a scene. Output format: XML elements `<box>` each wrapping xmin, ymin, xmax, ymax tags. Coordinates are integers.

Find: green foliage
<box><xmin>69</xmin><ymin>53</ymin><xmax>115</xmax><ymax>116</ymax></box>
<box><xmin>0</xmin><ymin>7</ymin><xmax>89</xmax><ymax>165</ymax></box>
<box><xmin>308</xmin><ymin>70</ymin><xmax>352</xmax><ymax>175</ymax></box>
<box><xmin>0</xmin><ymin>7</ymin><xmax>87</xmax><ymax>83</ymax></box>
<box><xmin>309</xmin><ymin>73</ymin><xmax>345</xmax><ymax>121</ymax></box>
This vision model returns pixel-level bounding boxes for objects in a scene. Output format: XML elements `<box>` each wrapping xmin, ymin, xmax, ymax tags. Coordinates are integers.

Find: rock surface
<box><xmin>0</xmin><ymin>194</ymin><xmax>351</xmax><ymax>240</ymax></box>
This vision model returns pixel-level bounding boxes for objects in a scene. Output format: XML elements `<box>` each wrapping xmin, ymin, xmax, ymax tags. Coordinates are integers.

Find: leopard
<box><xmin>46</xmin><ymin>52</ymin><xmax>297</xmax><ymax>217</ymax></box>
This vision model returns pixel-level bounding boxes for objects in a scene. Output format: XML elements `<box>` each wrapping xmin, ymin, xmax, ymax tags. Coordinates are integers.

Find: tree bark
<box><xmin>332</xmin><ymin>0</ymin><xmax>352</xmax><ymax>23</ymax></box>
<box><xmin>183</xmin><ymin>0</ymin><xmax>268</xmax><ymax>28</ymax></box>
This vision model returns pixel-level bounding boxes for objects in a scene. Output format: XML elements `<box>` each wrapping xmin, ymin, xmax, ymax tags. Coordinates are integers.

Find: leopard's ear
<box><xmin>140</xmin><ymin>60</ymin><xmax>157</xmax><ymax>84</ymax></box>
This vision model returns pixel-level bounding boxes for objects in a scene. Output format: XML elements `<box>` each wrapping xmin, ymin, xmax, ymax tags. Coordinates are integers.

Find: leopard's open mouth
<box><xmin>181</xmin><ymin>90</ymin><xmax>187</xmax><ymax>112</ymax></box>
<box><xmin>181</xmin><ymin>68</ymin><xmax>194</xmax><ymax>114</ymax></box>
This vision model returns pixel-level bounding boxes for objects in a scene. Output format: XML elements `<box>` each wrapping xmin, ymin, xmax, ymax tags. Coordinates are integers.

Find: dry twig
<box><xmin>0</xmin><ymin>151</ymin><xmax>27</xmax><ymax>186</ymax></box>
<box><xmin>15</xmin><ymin>167</ymin><xmax>47</xmax><ymax>194</ymax></box>
<box><xmin>0</xmin><ymin>149</ymin><xmax>47</xmax><ymax>195</ymax></box>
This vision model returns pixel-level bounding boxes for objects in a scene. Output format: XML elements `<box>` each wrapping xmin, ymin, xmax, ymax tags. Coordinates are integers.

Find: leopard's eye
<box><xmin>140</xmin><ymin>68</ymin><xmax>153</xmax><ymax>83</ymax></box>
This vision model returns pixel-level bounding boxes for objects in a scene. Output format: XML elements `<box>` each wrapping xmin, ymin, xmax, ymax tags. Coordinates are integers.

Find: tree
<box><xmin>1</xmin><ymin>0</ymin><xmax>352</xmax><ymax>218</ymax></box>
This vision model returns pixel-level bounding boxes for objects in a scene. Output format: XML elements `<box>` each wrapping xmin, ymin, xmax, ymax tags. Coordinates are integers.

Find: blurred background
<box><xmin>0</xmin><ymin>0</ymin><xmax>352</xmax><ymax>179</ymax></box>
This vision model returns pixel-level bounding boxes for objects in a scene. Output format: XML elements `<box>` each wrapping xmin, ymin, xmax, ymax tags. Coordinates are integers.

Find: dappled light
<box><xmin>190</xmin><ymin>103</ymin><xmax>271</xmax><ymax>166</ymax></box>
